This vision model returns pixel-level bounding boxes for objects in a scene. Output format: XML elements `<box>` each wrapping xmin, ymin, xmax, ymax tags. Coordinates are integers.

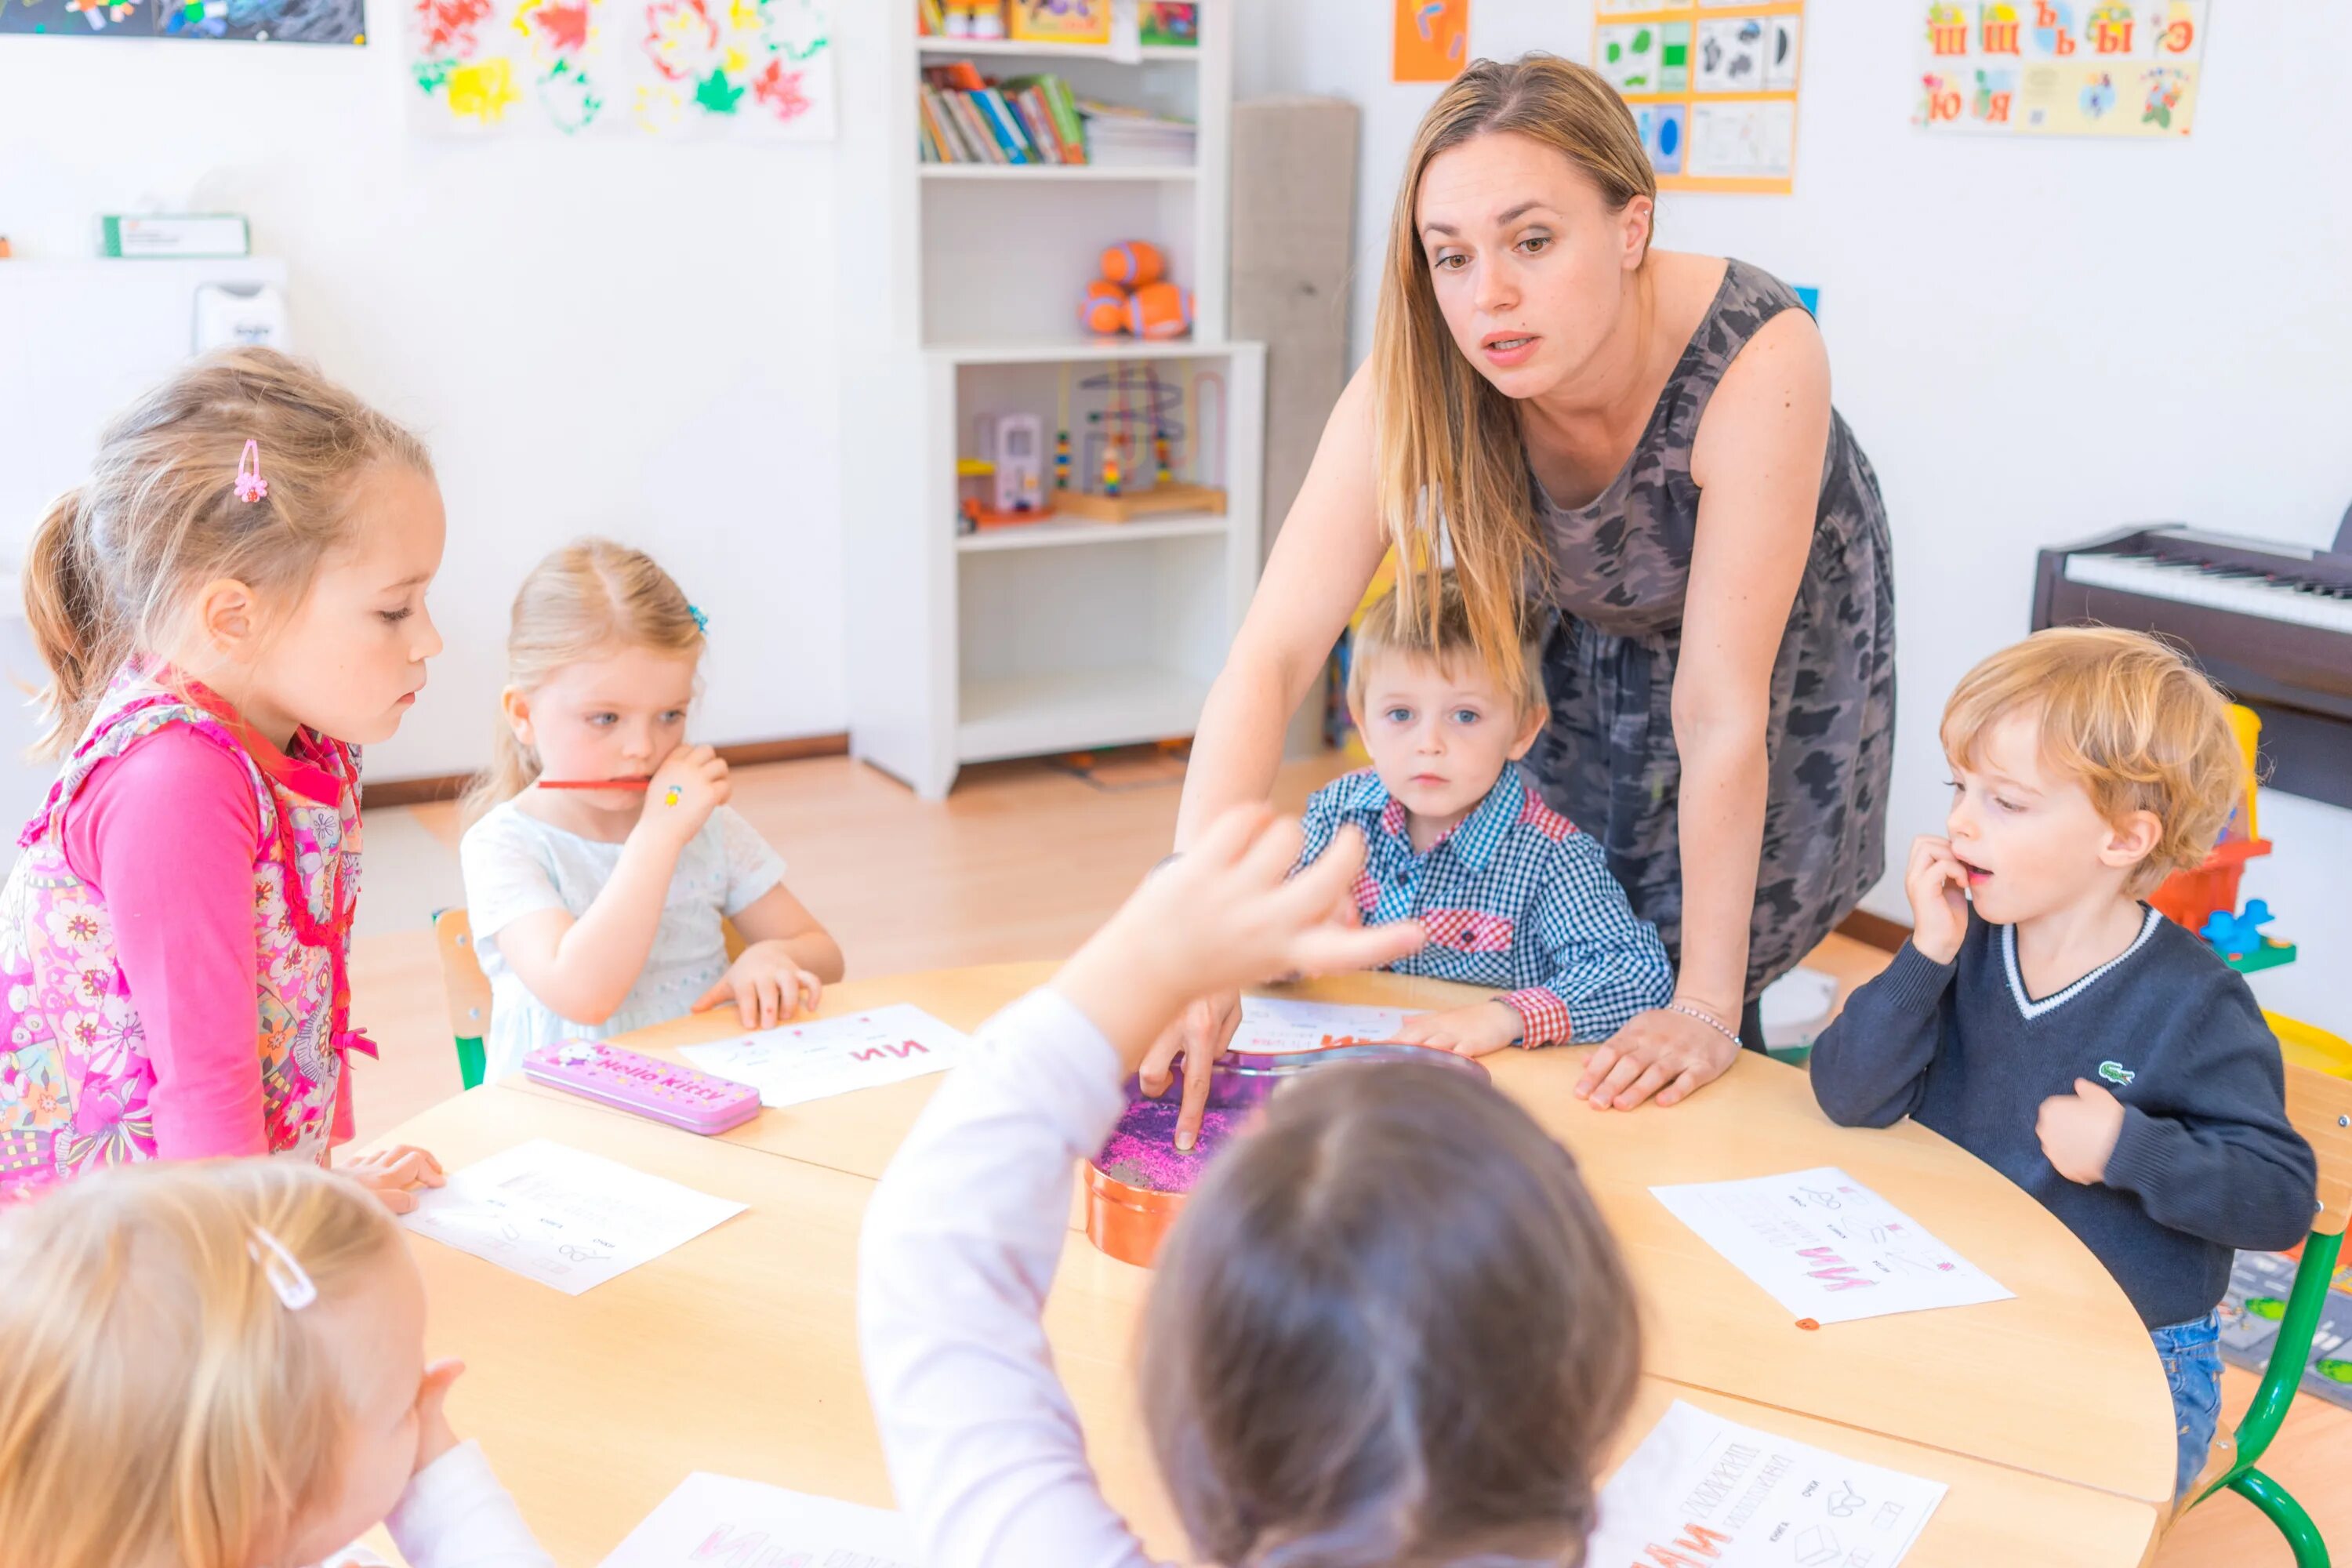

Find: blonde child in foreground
<box><xmin>459</xmin><ymin>541</ymin><xmax>842</xmax><ymax>1083</ymax></box>
<box><xmin>0</xmin><ymin>1160</ymin><xmax>550</xmax><ymax>1568</ymax></box>
<box><xmin>1809</xmin><ymin>627</ymin><xmax>2316</xmax><ymax>1500</ymax></box>
<box><xmin>0</xmin><ymin>348</ymin><xmax>443</xmax><ymax>1209</ymax></box>
<box><xmin>862</xmin><ymin>805</ymin><xmax>1641</xmax><ymax>1566</ymax></box>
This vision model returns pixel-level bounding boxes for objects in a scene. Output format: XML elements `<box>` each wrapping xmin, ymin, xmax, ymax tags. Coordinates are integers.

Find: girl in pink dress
<box><xmin>0</xmin><ymin>348</ymin><xmax>448</xmax><ymax>1208</ymax></box>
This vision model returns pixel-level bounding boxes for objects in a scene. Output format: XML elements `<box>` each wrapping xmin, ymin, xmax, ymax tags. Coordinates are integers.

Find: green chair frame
<box><xmin>2174</xmin><ymin>1060</ymin><xmax>2350</xmax><ymax>1567</ymax></box>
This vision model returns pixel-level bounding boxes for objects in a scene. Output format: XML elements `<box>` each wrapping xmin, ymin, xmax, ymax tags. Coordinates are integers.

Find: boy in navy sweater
<box><xmin>1809</xmin><ymin>628</ymin><xmax>2316</xmax><ymax>1501</ymax></box>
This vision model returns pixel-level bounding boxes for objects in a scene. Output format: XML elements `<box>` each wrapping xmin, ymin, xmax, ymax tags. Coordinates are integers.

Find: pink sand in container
<box><xmin>1093</xmin><ymin>1098</ymin><xmax>1248</xmax><ymax>1195</ymax></box>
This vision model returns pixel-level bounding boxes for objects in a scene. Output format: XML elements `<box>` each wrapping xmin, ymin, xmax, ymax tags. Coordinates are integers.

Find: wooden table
<box><xmin>377</xmin><ymin>964</ymin><xmax>2174</xmax><ymax>1566</ymax></box>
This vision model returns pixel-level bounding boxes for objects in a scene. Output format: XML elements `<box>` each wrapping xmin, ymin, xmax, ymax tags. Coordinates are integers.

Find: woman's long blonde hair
<box><xmin>462</xmin><ymin>538</ymin><xmax>706</xmax><ymax>824</ymax></box>
<box><xmin>0</xmin><ymin>1161</ymin><xmax>401</xmax><ymax>1568</ymax></box>
<box><xmin>1370</xmin><ymin>53</ymin><xmax>1658</xmax><ymax>682</ymax></box>
<box><xmin>22</xmin><ymin>347</ymin><xmax>432</xmax><ymax>757</ymax></box>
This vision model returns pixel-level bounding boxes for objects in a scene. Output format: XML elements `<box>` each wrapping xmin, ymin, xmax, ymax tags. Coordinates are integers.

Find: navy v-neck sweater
<box><xmin>1809</xmin><ymin>907</ymin><xmax>2316</xmax><ymax>1328</ymax></box>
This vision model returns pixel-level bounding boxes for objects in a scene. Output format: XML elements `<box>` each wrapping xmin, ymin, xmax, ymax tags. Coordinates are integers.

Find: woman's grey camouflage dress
<box><xmin>1522</xmin><ymin>258</ymin><xmax>1895</xmax><ymax>1003</ymax></box>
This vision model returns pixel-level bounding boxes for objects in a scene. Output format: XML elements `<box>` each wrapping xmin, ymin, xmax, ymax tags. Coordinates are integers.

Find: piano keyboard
<box><xmin>2062</xmin><ymin>553</ymin><xmax>2352</xmax><ymax>636</ymax></box>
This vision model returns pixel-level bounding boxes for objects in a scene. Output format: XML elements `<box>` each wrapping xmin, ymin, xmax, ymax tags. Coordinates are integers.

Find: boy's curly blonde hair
<box><xmin>1940</xmin><ymin>627</ymin><xmax>2244</xmax><ymax>893</ymax></box>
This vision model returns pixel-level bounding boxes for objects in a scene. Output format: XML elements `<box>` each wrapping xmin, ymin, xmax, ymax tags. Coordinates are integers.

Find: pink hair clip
<box><xmin>233</xmin><ymin>438</ymin><xmax>269</xmax><ymax>504</ymax></box>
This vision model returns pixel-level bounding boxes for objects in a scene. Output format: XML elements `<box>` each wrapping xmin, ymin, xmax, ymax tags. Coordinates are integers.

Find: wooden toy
<box><xmin>1126</xmin><ymin>278</ymin><xmax>1192</xmax><ymax>339</ymax></box>
<box><xmin>1100</xmin><ymin>240</ymin><xmax>1165</xmax><ymax>287</ymax></box>
<box><xmin>1079</xmin><ymin>278</ymin><xmax>1129</xmax><ymax>334</ymax></box>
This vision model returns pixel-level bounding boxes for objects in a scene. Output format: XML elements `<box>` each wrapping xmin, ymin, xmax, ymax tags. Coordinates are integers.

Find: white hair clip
<box><xmin>248</xmin><ymin>1225</ymin><xmax>318</xmax><ymax>1311</ymax></box>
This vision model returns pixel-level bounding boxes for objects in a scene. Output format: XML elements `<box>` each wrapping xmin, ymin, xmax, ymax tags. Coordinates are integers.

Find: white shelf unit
<box><xmin>838</xmin><ymin>0</ymin><xmax>1262</xmax><ymax>800</ymax></box>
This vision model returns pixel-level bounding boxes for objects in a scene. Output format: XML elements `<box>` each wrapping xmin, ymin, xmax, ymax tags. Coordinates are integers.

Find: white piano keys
<box><xmin>2061</xmin><ymin>553</ymin><xmax>2352</xmax><ymax>636</ymax></box>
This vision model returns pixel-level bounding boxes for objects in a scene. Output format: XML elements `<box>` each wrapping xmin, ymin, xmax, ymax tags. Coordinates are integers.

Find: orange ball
<box><xmin>1079</xmin><ymin>278</ymin><xmax>1131</xmax><ymax>335</ymax></box>
<box><xmin>1100</xmin><ymin>241</ymin><xmax>1166</xmax><ymax>289</ymax></box>
<box><xmin>1126</xmin><ymin>280</ymin><xmax>1192</xmax><ymax>340</ymax></box>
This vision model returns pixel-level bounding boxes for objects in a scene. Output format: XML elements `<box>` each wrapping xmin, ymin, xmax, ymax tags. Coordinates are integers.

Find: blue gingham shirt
<box><xmin>1294</xmin><ymin>766</ymin><xmax>1671</xmax><ymax>1045</ymax></box>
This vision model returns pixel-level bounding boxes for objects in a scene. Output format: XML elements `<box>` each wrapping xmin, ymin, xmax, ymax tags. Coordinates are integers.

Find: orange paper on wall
<box><xmin>1393</xmin><ymin>0</ymin><xmax>1470</xmax><ymax>82</ymax></box>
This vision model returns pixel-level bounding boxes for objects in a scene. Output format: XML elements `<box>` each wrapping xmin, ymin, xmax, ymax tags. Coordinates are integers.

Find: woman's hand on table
<box><xmin>1573</xmin><ymin>1004</ymin><xmax>1740</xmax><ymax>1110</ymax></box>
<box><xmin>1391</xmin><ymin>1000</ymin><xmax>1523</xmax><ymax>1058</ymax></box>
<box><xmin>693</xmin><ymin>939</ymin><xmax>823</xmax><ymax>1030</ymax></box>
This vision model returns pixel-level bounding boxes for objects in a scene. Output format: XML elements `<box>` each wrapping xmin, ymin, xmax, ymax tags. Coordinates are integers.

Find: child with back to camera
<box><xmin>459</xmin><ymin>540</ymin><xmax>843</xmax><ymax>1083</ymax></box>
<box><xmin>0</xmin><ymin>1158</ymin><xmax>552</xmax><ymax>1568</ymax></box>
<box><xmin>0</xmin><ymin>348</ymin><xmax>445</xmax><ymax>1209</ymax></box>
<box><xmin>862</xmin><ymin>804</ymin><xmax>1641</xmax><ymax>1567</ymax></box>
<box><xmin>1809</xmin><ymin>627</ymin><xmax>2317</xmax><ymax>1500</ymax></box>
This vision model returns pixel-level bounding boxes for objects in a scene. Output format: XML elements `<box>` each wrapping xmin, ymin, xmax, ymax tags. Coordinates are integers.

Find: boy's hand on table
<box><xmin>2036</xmin><ymin>1078</ymin><xmax>2125</xmax><ymax>1185</ymax></box>
<box><xmin>1058</xmin><ymin>805</ymin><xmax>1427</xmax><ymax>1094</ymax></box>
<box><xmin>694</xmin><ymin>939</ymin><xmax>823</xmax><ymax>1029</ymax></box>
<box><xmin>1391</xmin><ymin>1000</ymin><xmax>1522</xmax><ymax>1058</ymax></box>
<box><xmin>1904</xmin><ymin>835</ymin><xmax>1971</xmax><ymax>965</ymax></box>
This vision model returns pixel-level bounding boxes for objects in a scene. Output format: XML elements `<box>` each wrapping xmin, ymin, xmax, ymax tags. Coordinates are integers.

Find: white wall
<box><xmin>1236</xmin><ymin>1</ymin><xmax>2352</xmax><ymax>1033</ymax></box>
<box><xmin>0</xmin><ymin>6</ymin><xmax>848</xmax><ymax>787</ymax></box>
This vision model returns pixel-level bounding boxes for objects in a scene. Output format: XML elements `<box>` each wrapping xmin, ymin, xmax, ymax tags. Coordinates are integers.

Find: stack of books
<box><xmin>1076</xmin><ymin>98</ymin><xmax>1196</xmax><ymax>168</ymax></box>
<box><xmin>919</xmin><ymin>64</ymin><xmax>1090</xmax><ymax>165</ymax></box>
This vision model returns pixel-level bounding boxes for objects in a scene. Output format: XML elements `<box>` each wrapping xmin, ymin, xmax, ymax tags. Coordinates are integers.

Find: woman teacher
<box><xmin>1151</xmin><ymin>55</ymin><xmax>1893</xmax><ymax>1134</ymax></box>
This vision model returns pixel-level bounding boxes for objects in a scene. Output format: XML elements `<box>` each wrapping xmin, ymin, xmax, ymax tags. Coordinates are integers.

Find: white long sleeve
<box><xmin>858</xmin><ymin>987</ymin><xmax>1164</xmax><ymax>1568</ymax></box>
<box><xmin>381</xmin><ymin>1441</ymin><xmax>556</xmax><ymax>1568</ymax></box>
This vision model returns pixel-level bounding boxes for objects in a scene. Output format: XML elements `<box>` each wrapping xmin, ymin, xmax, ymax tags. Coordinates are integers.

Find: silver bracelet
<box><xmin>1665</xmin><ymin>1000</ymin><xmax>1743</xmax><ymax>1051</ymax></box>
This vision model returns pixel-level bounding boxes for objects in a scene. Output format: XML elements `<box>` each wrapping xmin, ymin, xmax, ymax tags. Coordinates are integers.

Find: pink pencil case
<box><xmin>521</xmin><ymin>1039</ymin><xmax>762</xmax><ymax>1136</ymax></box>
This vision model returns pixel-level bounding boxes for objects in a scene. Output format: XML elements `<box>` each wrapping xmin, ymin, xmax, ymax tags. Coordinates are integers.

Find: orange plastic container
<box><xmin>1083</xmin><ymin>1040</ymin><xmax>1489</xmax><ymax>1269</ymax></box>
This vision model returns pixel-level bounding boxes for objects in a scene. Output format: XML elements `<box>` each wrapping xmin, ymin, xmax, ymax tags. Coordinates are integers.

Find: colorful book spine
<box><xmin>975</xmin><ymin>88</ymin><xmax>1033</xmax><ymax>162</ymax></box>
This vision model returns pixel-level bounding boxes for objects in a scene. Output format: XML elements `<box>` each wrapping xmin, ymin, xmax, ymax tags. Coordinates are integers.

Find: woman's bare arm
<box><xmin>1172</xmin><ymin>365</ymin><xmax>1392</xmax><ymax>848</ymax></box>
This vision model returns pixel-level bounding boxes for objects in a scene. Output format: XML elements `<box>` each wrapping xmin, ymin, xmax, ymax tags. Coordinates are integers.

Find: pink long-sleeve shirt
<box><xmin>61</xmin><ymin>724</ymin><xmax>275</xmax><ymax>1159</ymax></box>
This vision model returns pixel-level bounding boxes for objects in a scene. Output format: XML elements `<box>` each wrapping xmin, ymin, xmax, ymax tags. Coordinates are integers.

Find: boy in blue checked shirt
<box><xmin>1298</xmin><ymin>574</ymin><xmax>1671</xmax><ymax>1056</ymax></box>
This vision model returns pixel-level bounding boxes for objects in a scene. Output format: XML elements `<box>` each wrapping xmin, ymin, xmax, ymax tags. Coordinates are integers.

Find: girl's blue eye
<box><xmin>659</xmin><ymin>710</ymin><xmax>686</xmax><ymax>724</ymax></box>
<box><xmin>587</xmin><ymin>713</ymin><xmax>618</xmax><ymax>728</ymax></box>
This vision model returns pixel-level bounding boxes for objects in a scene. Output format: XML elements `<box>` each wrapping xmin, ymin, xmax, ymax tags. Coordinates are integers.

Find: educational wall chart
<box><xmin>1915</xmin><ymin>2</ymin><xmax>2207</xmax><ymax>136</ymax></box>
<box><xmin>601</xmin><ymin>1473</ymin><xmax>916</xmax><ymax>1568</ymax></box>
<box><xmin>1587</xmin><ymin>1401</ymin><xmax>1946</xmax><ymax>1568</ymax></box>
<box><xmin>401</xmin><ymin>1139</ymin><xmax>746</xmax><ymax>1295</ymax></box>
<box><xmin>0</xmin><ymin>0</ymin><xmax>361</xmax><ymax>42</ymax></box>
<box><xmin>406</xmin><ymin>0</ymin><xmax>832</xmax><ymax>138</ymax></box>
<box><xmin>681</xmin><ymin>1003</ymin><xmax>971</xmax><ymax>1109</ymax></box>
<box><xmin>1232</xmin><ymin>996</ymin><xmax>1421</xmax><ymax>1054</ymax></box>
<box><xmin>1650</xmin><ymin>1167</ymin><xmax>2014</xmax><ymax>1324</ymax></box>
<box><xmin>1592</xmin><ymin>0</ymin><xmax>1803</xmax><ymax>194</ymax></box>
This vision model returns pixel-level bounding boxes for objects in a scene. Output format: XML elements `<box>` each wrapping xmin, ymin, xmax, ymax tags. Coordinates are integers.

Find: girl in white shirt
<box><xmin>0</xmin><ymin>1158</ymin><xmax>551</xmax><ymax>1568</ymax></box>
<box><xmin>862</xmin><ymin>806</ymin><xmax>1643</xmax><ymax>1567</ymax></box>
<box><xmin>459</xmin><ymin>541</ymin><xmax>843</xmax><ymax>1082</ymax></box>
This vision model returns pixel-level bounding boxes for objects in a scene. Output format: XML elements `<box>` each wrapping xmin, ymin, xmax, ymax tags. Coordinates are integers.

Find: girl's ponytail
<box><xmin>23</xmin><ymin>488</ymin><xmax>111</xmax><ymax>757</ymax></box>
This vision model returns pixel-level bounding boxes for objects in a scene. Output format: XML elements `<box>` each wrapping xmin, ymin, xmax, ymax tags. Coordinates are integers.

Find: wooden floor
<box><xmin>343</xmin><ymin>750</ymin><xmax>2347</xmax><ymax>1568</ymax></box>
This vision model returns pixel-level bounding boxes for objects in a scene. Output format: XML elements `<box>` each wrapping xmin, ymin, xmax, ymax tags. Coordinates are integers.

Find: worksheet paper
<box><xmin>400</xmin><ymin>1139</ymin><xmax>745</xmax><ymax>1296</ymax></box>
<box><xmin>1650</xmin><ymin>1167</ymin><xmax>2013</xmax><ymax>1324</ymax></box>
<box><xmin>1232</xmin><ymin>996</ymin><xmax>1421</xmax><ymax>1053</ymax></box>
<box><xmin>681</xmin><ymin>1004</ymin><xmax>971</xmax><ymax>1109</ymax></box>
<box><xmin>601</xmin><ymin>1472</ymin><xmax>917</xmax><ymax>1567</ymax></box>
<box><xmin>1587</xmin><ymin>1400</ymin><xmax>1945</xmax><ymax>1568</ymax></box>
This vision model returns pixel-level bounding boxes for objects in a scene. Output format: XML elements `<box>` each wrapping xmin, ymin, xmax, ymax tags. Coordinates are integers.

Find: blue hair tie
<box><xmin>688</xmin><ymin>604</ymin><xmax>710</xmax><ymax>634</ymax></box>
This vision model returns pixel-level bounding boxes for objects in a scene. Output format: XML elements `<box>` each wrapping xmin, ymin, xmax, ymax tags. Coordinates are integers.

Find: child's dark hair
<box><xmin>23</xmin><ymin>347</ymin><xmax>432</xmax><ymax>757</ymax></box>
<box><xmin>1142</xmin><ymin>1061</ymin><xmax>1639</xmax><ymax>1566</ymax></box>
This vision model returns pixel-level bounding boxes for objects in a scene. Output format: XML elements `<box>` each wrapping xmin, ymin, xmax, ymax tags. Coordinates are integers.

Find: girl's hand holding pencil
<box><xmin>637</xmin><ymin>745</ymin><xmax>730</xmax><ymax>845</ymax></box>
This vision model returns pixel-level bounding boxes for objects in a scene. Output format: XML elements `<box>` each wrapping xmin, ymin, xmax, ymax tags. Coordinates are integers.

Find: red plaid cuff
<box><xmin>1502</xmin><ymin>987</ymin><xmax>1574</xmax><ymax>1047</ymax></box>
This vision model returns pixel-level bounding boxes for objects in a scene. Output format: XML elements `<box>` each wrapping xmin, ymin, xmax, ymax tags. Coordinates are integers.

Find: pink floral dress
<box><xmin>0</xmin><ymin>666</ymin><xmax>365</xmax><ymax>1203</ymax></box>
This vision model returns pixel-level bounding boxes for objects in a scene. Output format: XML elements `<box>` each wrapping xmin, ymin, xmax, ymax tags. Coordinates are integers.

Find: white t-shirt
<box><xmin>458</xmin><ymin>797</ymin><xmax>786</xmax><ymax>1083</ymax></box>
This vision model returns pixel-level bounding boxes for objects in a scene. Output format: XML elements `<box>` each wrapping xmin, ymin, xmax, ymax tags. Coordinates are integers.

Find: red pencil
<box><xmin>538</xmin><ymin>779</ymin><xmax>653</xmax><ymax>791</ymax></box>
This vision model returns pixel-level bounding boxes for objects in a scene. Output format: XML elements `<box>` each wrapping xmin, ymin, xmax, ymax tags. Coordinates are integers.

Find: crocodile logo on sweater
<box><xmin>2097</xmin><ymin>1060</ymin><xmax>2136</xmax><ymax>1087</ymax></box>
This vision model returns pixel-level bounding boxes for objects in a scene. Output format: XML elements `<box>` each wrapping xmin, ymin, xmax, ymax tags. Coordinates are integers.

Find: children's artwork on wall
<box><xmin>406</xmin><ymin>0</ymin><xmax>833</xmax><ymax>138</ymax></box>
<box><xmin>0</xmin><ymin>0</ymin><xmax>362</xmax><ymax>42</ymax></box>
<box><xmin>1915</xmin><ymin>2</ymin><xmax>2208</xmax><ymax>136</ymax></box>
<box><xmin>1592</xmin><ymin>1</ymin><xmax>1802</xmax><ymax>193</ymax></box>
<box><xmin>1392</xmin><ymin>0</ymin><xmax>1469</xmax><ymax>83</ymax></box>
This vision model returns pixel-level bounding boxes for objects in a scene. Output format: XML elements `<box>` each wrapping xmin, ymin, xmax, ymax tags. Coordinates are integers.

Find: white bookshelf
<box><xmin>837</xmin><ymin>0</ymin><xmax>1264</xmax><ymax>800</ymax></box>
